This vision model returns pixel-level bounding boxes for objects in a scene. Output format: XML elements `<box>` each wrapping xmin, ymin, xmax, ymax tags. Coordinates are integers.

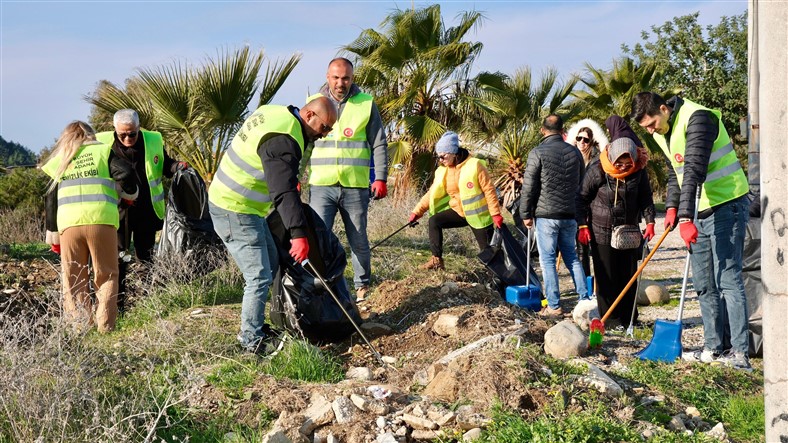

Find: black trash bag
<box><xmin>478</xmin><ymin>224</ymin><xmax>542</xmax><ymax>297</ymax></box>
<box><xmin>157</xmin><ymin>168</ymin><xmax>225</xmax><ymax>274</ymax></box>
<box><xmin>267</xmin><ymin>203</ymin><xmax>361</xmax><ymax>343</ymax></box>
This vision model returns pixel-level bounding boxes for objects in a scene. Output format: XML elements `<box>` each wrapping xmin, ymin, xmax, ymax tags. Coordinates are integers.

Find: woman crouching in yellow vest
<box><xmin>42</xmin><ymin>121</ymin><xmax>139</xmax><ymax>333</ymax></box>
<box><xmin>409</xmin><ymin>131</ymin><xmax>503</xmax><ymax>270</ymax></box>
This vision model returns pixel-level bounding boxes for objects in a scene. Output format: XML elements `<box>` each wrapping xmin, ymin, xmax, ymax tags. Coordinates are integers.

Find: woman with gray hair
<box><xmin>575</xmin><ymin>134</ymin><xmax>656</xmax><ymax>328</ymax></box>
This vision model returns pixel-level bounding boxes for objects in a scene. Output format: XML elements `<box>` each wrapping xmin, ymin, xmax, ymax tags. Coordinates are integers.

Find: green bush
<box><xmin>0</xmin><ymin>167</ymin><xmax>49</xmax><ymax>211</ymax></box>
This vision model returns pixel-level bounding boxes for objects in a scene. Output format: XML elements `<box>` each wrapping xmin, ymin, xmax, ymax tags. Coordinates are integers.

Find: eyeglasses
<box><xmin>313</xmin><ymin>113</ymin><xmax>333</xmax><ymax>133</ymax></box>
<box><xmin>614</xmin><ymin>161</ymin><xmax>634</xmax><ymax>169</ymax></box>
<box><xmin>437</xmin><ymin>154</ymin><xmax>453</xmax><ymax>161</ymax></box>
<box><xmin>118</xmin><ymin>131</ymin><xmax>138</xmax><ymax>140</ymax></box>
<box><xmin>576</xmin><ymin>136</ymin><xmax>590</xmax><ymax>143</ymax></box>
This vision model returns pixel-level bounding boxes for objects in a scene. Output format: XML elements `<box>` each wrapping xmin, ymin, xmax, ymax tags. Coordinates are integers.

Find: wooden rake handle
<box><xmin>600</xmin><ymin>226</ymin><xmax>672</xmax><ymax>324</ymax></box>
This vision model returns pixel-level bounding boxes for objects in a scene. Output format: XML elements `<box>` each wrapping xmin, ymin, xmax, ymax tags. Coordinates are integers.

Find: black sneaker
<box><xmin>252</xmin><ymin>326</ymin><xmax>286</xmax><ymax>357</ymax></box>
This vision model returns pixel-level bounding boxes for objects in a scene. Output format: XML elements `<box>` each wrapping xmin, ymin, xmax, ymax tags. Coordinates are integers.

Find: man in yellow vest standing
<box><xmin>209</xmin><ymin>97</ymin><xmax>336</xmax><ymax>356</ymax></box>
<box><xmin>96</xmin><ymin>109</ymin><xmax>187</xmax><ymax>313</ymax></box>
<box><xmin>632</xmin><ymin>92</ymin><xmax>751</xmax><ymax>371</ymax></box>
<box><xmin>306</xmin><ymin>58</ymin><xmax>389</xmax><ymax>303</ymax></box>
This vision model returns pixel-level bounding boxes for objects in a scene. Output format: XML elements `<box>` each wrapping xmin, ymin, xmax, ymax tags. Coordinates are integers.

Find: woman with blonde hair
<box><xmin>43</xmin><ymin>121</ymin><xmax>138</xmax><ymax>332</ymax></box>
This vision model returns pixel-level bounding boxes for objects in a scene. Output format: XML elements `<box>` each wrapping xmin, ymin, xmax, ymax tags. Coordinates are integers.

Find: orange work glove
<box><xmin>577</xmin><ymin>226</ymin><xmax>591</xmax><ymax>245</ymax></box>
<box><xmin>289</xmin><ymin>237</ymin><xmax>309</xmax><ymax>263</ymax></box>
<box><xmin>679</xmin><ymin>220</ymin><xmax>698</xmax><ymax>251</ymax></box>
<box><xmin>371</xmin><ymin>180</ymin><xmax>387</xmax><ymax>199</ymax></box>
<box><xmin>408</xmin><ymin>213</ymin><xmax>421</xmax><ymax>224</ymax></box>
<box><xmin>664</xmin><ymin>207</ymin><xmax>678</xmax><ymax>230</ymax></box>
<box><xmin>643</xmin><ymin>223</ymin><xmax>656</xmax><ymax>242</ymax></box>
<box><xmin>492</xmin><ymin>214</ymin><xmax>504</xmax><ymax>229</ymax></box>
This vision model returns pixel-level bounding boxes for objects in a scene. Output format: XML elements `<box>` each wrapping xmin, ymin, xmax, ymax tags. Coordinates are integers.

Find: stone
<box><xmin>572</xmin><ymin>299</ymin><xmax>600</xmax><ymax>331</ymax></box>
<box><xmin>436</xmin><ymin>411</ymin><xmax>456</xmax><ymax>427</ymax></box>
<box><xmin>411</xmin><ymin>429</ymin><xmax>442</xmax><ymax>440</ymax></box>
<box><xmin>381</xmin><ymin>356</ymin><xmax>397</xmax><ymax>364</ymax></box>
<box><xmin>441</xmin><ymin>282</ymin><xmax>459</xmax><ymax>294</ymax></box>
<box><xmin>346</xmin><ymin>367</ymin><xmax>373</xmax><ymax>381</ymax></box>
<box><xmin>360</xmin><ymin>322</ymin><xmax>393</xmax><ymax>336</ymax></box>
<box><xmin>685</xmin><ymin>406</ymin><xmax>700</xmax><ymax>418</ymax></box>
<box><xmin>570</xmin><ymin>359</ymin><xmax>624</xmax><ymax>396</ymax></box>
<box><xmin>668</xmin><ymin>415</ymin><xmax>687</xmax><ymax>432</ymax></box>
<box><xmin>433</xmin><ymin>314</ymin><xmax>461</xmax><ymax>337</ymax></box>
<box><xmin>325</xmin><ymin>433</ymin><xmax>339</xmax><ymax>443</ymax></box>
<box><xmin>706</xmin><ymin>422</ymin><xmax>727</xmax><ymax>441</ymax></box>
<box><xmin>300</xmin><ymin>393</ymin><xmax>334</xmax><ymax>435</ymax></box>
<box><xmin>262</xmin><ymin>410</ymin><xmax>310</xmax><ymax>443</ymax></box>
<box><xmin>427</xmin><ymin>363</ymin><xmax>446</xmax><ymax>382</ymax></box>
<box><xmin>376</xmin><ymin>433</ymin><xmax>398</xmax><ymax>443</ymax></box>
<box><xmin>423</xmin><ymin>369</ymin><xmax>459</xmax><ymax>402</ymax></box>
<box><xmin>544</xmin><ymin>320</ymin><xmax>587</xmax><ymax>359</ymax></box>
<box><xmin>455</xmin><ymin>407</ymin><xmax>489</xmax><ymax>430</ymax></box>
<box><xmin>351</xmin><ymin>394</ymin><xmax>390</xmax><ymax>415</ymax></box>
<box><xmin>376</xmin><ymin>416</ymin><xmax>387</xmax><ymax>429</ymax></box>
<box><xmin>637</xmin><ymin>280</ymin><xmax>670</xmax><ymax>305</ymax></box>
<box><xmin>463</xmin><ymin>428</ymin><xmax>483</xmax><ymax>441</ymax></box>
<box><xmin>412</xmin><ymin>369</ymin><xmax>429</xmax><ymax>386</ymax></box>
<box><xmin>332</xmin><ymin>396</ymin><xmax>357</xmax><ymax>424</ymax></box>
<box><xmin>402</xmin><ymin>413</ymin><xmax>438</xmax><ymax>430</ymax></box>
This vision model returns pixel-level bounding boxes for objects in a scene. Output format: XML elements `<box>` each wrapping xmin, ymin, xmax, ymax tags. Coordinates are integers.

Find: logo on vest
<box><xmin>466</xmin><ymin>181</ymin><xmax>474</xmax><ymax>189</ymax></box>
<box><xmin>154</xmin><ymin>155</ymin><xmax>160</xmax><ymax>165</ymax></box>
<box><xmin>343</xmin><ymin>128</ymin><xmax>354</xmax><ymax>137</ymax></box>
<box><xmin>674</xmin><ymin>153</ymin><xmax>684</xmax><ymax>163</ymax></box>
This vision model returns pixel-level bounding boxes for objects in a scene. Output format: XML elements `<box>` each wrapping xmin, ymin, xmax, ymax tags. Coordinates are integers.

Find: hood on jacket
<box><xmin>565</xmin><ymin>118</ymin><xmax>609</xmax><ymax>149</ymax></box>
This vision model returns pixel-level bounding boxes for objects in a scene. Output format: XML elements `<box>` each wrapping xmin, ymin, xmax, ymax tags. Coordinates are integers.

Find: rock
<box><xmin>351</xmin><ymin>394</ymin><xmax>389</xmax><ymax>415</ymax></box>
<box><xmin>427</xmin><ymin>363</ymin><xmax>446</xmax><ymax>382</ymax></box>
<box><xmin>642</xmin><ymin>429</ymin><xmax>654</xmax><ymax>439</ymax></box>
<box><xmin>685</xmin><ymin>406</ymin><xmax>700</xmax><ymax>418</ymax></box>
<box><xmin>440</xmin><ymin>282</ymin><xmax>459</xmax><ymax>294</ymax></box>
<box><xmin>360</xmin><ymin>322</ymin><xmax>392</xmax><ymax>336</ymax></box>
<box><xmin>300</xmin><ymin>393</ymin><xmax>334</xmax><ymax>435</ymax></box>
<box><xmin>411</xmin><ymin>429</ymin><xmax>442</xmax><ymax>440</ymax></box>
<box><xmin>332</xmin><ymin>396</ymin><xmax>357</xmax><ymax>424</ymax></box>
<box><xmin>572</xmin><ymin>299</ymin><xmax>599</xmax><ymax>331</ymax></box>
<box><xmin>706</xmin><ymin>422</ymin><xmax>727</xmax><ymax>441</ymax></box>
<box><xmin>637</xmin><ymin>280</ymin><xmax>670</xmax><ymax>305</ymax></box>
<box><xmin>346</xmin><ymin>367</ymin><xmax>373</xmax><ymax>381</ymax></box>
<box><xmin>544</xmin><ymin>320</ymin><xmax>587</xmax><ymax>359</ymax></box>
<box><xmin>402</xmin><ymin>413</ymin><xmax>438</xmax><ymax>430</ymax></box>
<box><xmin>455</xmin><ymin>406</ymin><xmax>490</xmax><ymax>430</ymax></box>
<box><xmin>570</xmin><ymin>360</ymin><xmax>624</xmax><ymax>396</ymax></box>
<box><xmin>433</xmin><ymin>314</ymin><xmax>461</xmax><ymax>337</ymax></box>
<box><xmin>261</xmin><ymin>430</ymin><xmax>292</xmax><ymax>443</ymax></box>
<box><xmin>423</xmin><ymin>369</ymin><xmax>459</xmax><ymax>402</ymax></box>
<box><xmin>668</xmin><ymin>415</ymin><xmax>687</xmax><ymax>432</ymax></box>
<box><xmin>463</xmin><ymin>428</ymin><xmax>483</xmax><ymax>441</ymax></box>
<box><xmin>326</xmin><ymin>433</ymin><xmax>339</xmax><ymax>443</ymax></box>
<box><xmin>376</xmin><ymin>416</ymin><xmax>387</xmax><ymax>429</ymax></box>
<box><xmin>381</xmin><ymin>356</ymin><xmax>397</xmax><ymax>364</ymax></box>
<box><xmin>436</xmin><ymin>411</ymin><xmax>456</xmax><ymax>427</ymax></box>
<box><xmin>412</xmin><ymin>369</ymin><xmax>429</xmax><ymax>386</ymax></box>
<box><xmin>376</xmin><ymin>433</ymin><xmax>398</xmax><ymax>443</ymax></box>
<box><xmin>262</xmin><ymin>411</ymin><xmax>310</xmax><ymax>443</ymax></box>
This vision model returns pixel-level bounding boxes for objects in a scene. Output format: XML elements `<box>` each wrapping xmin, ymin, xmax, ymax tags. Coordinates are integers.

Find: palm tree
<box><xmin>461</xmin><ymin>67</ymin><xmax>578</xmax><ymax>210</ymax></box>
<box><xmin>341</xmin><ymin>4</ymin><xmax>484</xmax><ymax>192</ymax></box>
<box><xmin>85</xmin><ymin>46</ymin><xmax>300</xmax><ymax>183</ymax></box>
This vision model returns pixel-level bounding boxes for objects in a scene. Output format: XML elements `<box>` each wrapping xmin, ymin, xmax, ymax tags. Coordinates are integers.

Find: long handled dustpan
<box><xmin>588</xmin><ymin>227</ymin><xmax>671</xmax><ymax>347</ymax></box>
<box><xmin>637</xmin><ymin>187</ymin><xmax>702</xmax><ymax>362</ymax></box>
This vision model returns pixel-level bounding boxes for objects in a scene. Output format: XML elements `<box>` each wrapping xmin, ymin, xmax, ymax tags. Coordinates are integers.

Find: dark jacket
<box><xmin>520</xmin><ymin>133</ymin><xmax>585</xmax><ymax>220</ymax></box>
<box><xmin>576</xmin><ymin>160</ymin><xmax>656</xmax><ymax>245</ymax></box>
<box><xmin>663</xmin><ymin>96</ymin><xmax>719</xmax><ymax>219</ymax></box>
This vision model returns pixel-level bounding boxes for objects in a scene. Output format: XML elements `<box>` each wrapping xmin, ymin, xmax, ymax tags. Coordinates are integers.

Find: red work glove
<box><xmin>577</xmin><ymin>226</ymin><xmax>591</xmax><ymax>245</ymax></box>
<box><xmin>289</xmin><ymin>237</ymin><xmax>309</xmax><ymax>263</ymax></box>
<box><xmin>643</xmin><ymin>223</ymin><xmax>655</xmax><ymax>242</ymax></box>
<box><xmin>176</xmin><ymin>161</ymin><xmax>189</xmax><ymax>171</ymax></box>
<box><xmin>408</xmin><ymin>213</ymin><xmax>421</xmax><ymax>224</ymax></box>
<box><xmin>121</xmin><ymin>198</ymin><xmax>135</xmax><ymax>208</ymax></box>
<box><xmin>51</xmin><ymin>244</ymin><xmax>61</xmax><ymax>255</ymax></box>
<box><xmin>371</xmin><ymin>180</ymin><xmax>387</xmax><ymax>200</ymax></box>
<box><xmin>296</xmin><ymin>182</ymin><xmax>301</xmax><ymax>193</ymax></box>
<box><xmin>492</xmin><ymin>214</ymin><xmax>504</xmax><ymax>229</ymax></box>
<box><xmin>664</xmin><ymin>207</ymin><xmax>677</xmax><ymax>230</ymax></box>
<box><xmin>679</xmin><ymin>220</ymin><xmax>698</xmax><ymax>251</ymax></box>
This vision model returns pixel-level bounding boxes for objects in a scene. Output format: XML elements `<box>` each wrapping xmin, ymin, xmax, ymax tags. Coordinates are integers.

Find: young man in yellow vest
<box><xmin>209</xmin><ymin>97</ymin><xmax>336</xmax><ymax>356</ymax></box>
<box><xmin>96</xmin><ymin>109</ymin><xmax>187</xmax><ymax>312</ymax></box>
<box><xmin>632</xmin><ymin>92</ymin><xmax>751</xmax><ymax>371</ymax></box>
<box><xmin>305</xmin><ymin>58</ymin><xmax>389</xmax><ymax>303</ymax></box>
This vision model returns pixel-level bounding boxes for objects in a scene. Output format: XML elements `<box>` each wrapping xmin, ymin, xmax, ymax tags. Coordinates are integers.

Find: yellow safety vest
<box><xmin>428</xmin><ymin>157</ymin><xmax>493</xmax><ymax>229</ymax></box>
<box><xmin>208</xmin><ymin>105</ymin><xmax>305</xmax><ymax>217</ymax></box>
<box><xmin>42</xmin><ymin>142</ymin><xmax>119</xmax><ymax>230</ymax></box>
<box><xmin>653</xmin><ymin>99</ymin><xmax>749</xmax><ymax>211</ymax></box>
<box><xmin>96</xmin><ymin>129</ymin><xmax>166</xmax><ymax>219</ymax></box>
<box><xmin>307</xmin><ymin>92</ymin><xmax>373</xmax><ymax>188</ymax></box>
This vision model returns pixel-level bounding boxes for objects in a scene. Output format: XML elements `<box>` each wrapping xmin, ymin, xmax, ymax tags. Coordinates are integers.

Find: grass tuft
<box><xmin>263</xmin><ymin>339</ymin><xmax>344</xmax><ymax>383</ymax></box>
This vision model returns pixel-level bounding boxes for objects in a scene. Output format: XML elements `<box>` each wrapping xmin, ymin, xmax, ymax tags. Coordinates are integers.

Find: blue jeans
<box><xmin>310</xmin><ymin>186</ymin><xmax>370</xmax><ymax>289</ymax></box>
<box><xmin>209</xmin><ymin>202</ymin><xmax>279</xmax><ymax>349</ymax></box>
<box><xmin>534</xmin><ymin>218</ymin><xmax>588</xmax><ymax>309</ymax></box>
<box><xmin>690</xmin><ymin>197</ymin><xmax>749</xmax><ymax>354</ymax></box>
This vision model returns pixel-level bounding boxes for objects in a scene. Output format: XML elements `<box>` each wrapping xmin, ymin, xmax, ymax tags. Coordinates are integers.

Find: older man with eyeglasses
<box><xmin>95</xmin><ymin>109</ymin><xmax>187</xmax><ymax>312</ymax></box>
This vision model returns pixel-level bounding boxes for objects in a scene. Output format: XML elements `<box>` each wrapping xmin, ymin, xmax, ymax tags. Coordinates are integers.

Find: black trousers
<box><xmin>117</xmin><ymin>214</ymin><xmax>158</xmax><ymax>311</ymax></box>
<box><xmin>576</xmin><ymin>235</ymin><xmax>591</xmax><ymax>277</ymax></box>
<box><xmin>428</xmin><ymin>209</ymin><xmax>492</xmax><ymax>257</ymax></box>
<box><xmin>590</xmin><ymin>242</ymin><xmax>640</xmax><ymax>325</ymax></box>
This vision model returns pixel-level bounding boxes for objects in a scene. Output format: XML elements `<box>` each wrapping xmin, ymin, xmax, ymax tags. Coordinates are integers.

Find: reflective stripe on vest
<box><xmin>428</xmin><ymin>157</ymin><xmax>493</xmax><ymax>229</ymax></box>
<box><xmin>208</xmin><ymin>105</ymin><xmax>305</xmax><ymax>217</ymax></box>
<box><xmin>653</xmin><ymin>99</ymin><xmax>748</xmax><ymax>211</ymax></box>
<box><xmin>42</xmin><ymin>143</ymin><xmax>120</xmax><ymax>230</ymax></box>
<box><xmin>96</xmin><ymin>129</ymin><xmax>166</xmax><ymax>219</ymax></box>
<box><xmin>307</xmin><ymin>92</ymin><xmax>373</xmax><ymax>188</ymax></box>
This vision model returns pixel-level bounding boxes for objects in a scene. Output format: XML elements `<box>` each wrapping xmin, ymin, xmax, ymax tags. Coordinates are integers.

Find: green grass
<box><xmin>6</xmin><ymin>242</ymin><xmax>51</xmax><ymax>260</ymax></box>
<box><xmin>207</xmin><ymin>360</ymin><xmax>266</xmax><ymax>399</ymax></box>
<box><xmin>263</xmin><ymin>339</ymin><xmax>344</xmax><ymax>383</ymax></box>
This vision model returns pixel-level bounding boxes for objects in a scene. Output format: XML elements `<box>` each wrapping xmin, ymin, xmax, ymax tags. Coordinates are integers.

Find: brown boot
<box><xmin>420</xmin><ymin>256</ymin><xmax>445</xmax><ymax>270</ymax></box>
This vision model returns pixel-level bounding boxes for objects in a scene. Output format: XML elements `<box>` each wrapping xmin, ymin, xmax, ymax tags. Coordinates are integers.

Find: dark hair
<box><xmin>542</xmin><ymin>114</ymin><xmax>563</xmax><ymax>132</ymax></box>
<box><xmin>329</xmin><ymin>57</ymin><xmax>353</xmax><ymax>69</ymax></box>
<box><xmin>631</xmin><ymin>92</ymin><xmax>667</xmax><ymax>122</ymax></box>
<box><xmin>576</xmin><ymin>127</ymin><xmax>599</xmax><ymax>147</ymax></box>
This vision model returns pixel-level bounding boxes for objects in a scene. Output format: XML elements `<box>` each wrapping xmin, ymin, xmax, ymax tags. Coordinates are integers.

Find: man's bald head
<box><xmin>300</xmin><ymin>96</ymin><xmax>337</xmax><ymax>142</ymax></box>
<box><xmin>326</xmin><ymin>58</ymin><xmax>354</xmax><ymax>101</ymax></box>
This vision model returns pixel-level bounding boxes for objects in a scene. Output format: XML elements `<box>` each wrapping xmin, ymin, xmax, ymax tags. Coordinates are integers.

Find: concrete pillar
<box><xmin>747</xmin><ymin>0</ymin><xmax>759</xmax><ymax>193</ymax></box>
<box><xmin>757</xmin><ymin>1</ymin><xmax>788</xmax><ymax>441</ymax></box>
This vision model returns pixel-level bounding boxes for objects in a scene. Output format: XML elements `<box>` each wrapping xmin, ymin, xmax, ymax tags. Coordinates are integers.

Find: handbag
<box><xmin>610</xmin><ymin>224</ymin><xmax>642</xmax><ymax>250</ymax></box>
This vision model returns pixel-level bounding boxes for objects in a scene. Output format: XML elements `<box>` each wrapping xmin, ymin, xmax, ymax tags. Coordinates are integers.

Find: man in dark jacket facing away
<box><xmin>520</xmin><ymin>114</ymin><xmax>589</xmax><ymax>317</ymax></box>
<box><xmin>632</xmin><ymin>92</ymin><xmax>751</xmax><ymax>370</ymax></box>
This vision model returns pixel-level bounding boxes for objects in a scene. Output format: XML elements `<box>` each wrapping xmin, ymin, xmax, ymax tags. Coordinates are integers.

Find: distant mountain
<box><xmin>0</xmin><ymin>135</ymin><xmax>37</xmax><ymax>167</ymax></box>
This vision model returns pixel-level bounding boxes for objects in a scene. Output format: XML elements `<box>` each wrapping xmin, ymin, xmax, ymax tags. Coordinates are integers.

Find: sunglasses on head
<box><xmin>118</xmin><ymin>131</ymin><xmax>138</xmax><ymax>140</ymax></box>
<box><xmin>576</xmin><ymin>136</ymin><xmax>590</xmax><ymax>143</ymax></box>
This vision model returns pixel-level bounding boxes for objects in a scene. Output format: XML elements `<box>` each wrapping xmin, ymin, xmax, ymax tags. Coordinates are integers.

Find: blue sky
<box><xmin>1</xmin><ymin>1</ymin><xmax>746</xmax><ymax>154</ymax></box>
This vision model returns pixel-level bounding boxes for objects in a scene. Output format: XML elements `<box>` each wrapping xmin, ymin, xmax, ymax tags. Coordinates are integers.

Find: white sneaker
<box><xmin>717</xmin><ymin>350</ymin><xmax>753</xmax><ymax>371</ymax></box>
<box><xmin>681</xmin><ymin>349</ymin><xmax>720</xmax><ymax>363</ymax></box>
